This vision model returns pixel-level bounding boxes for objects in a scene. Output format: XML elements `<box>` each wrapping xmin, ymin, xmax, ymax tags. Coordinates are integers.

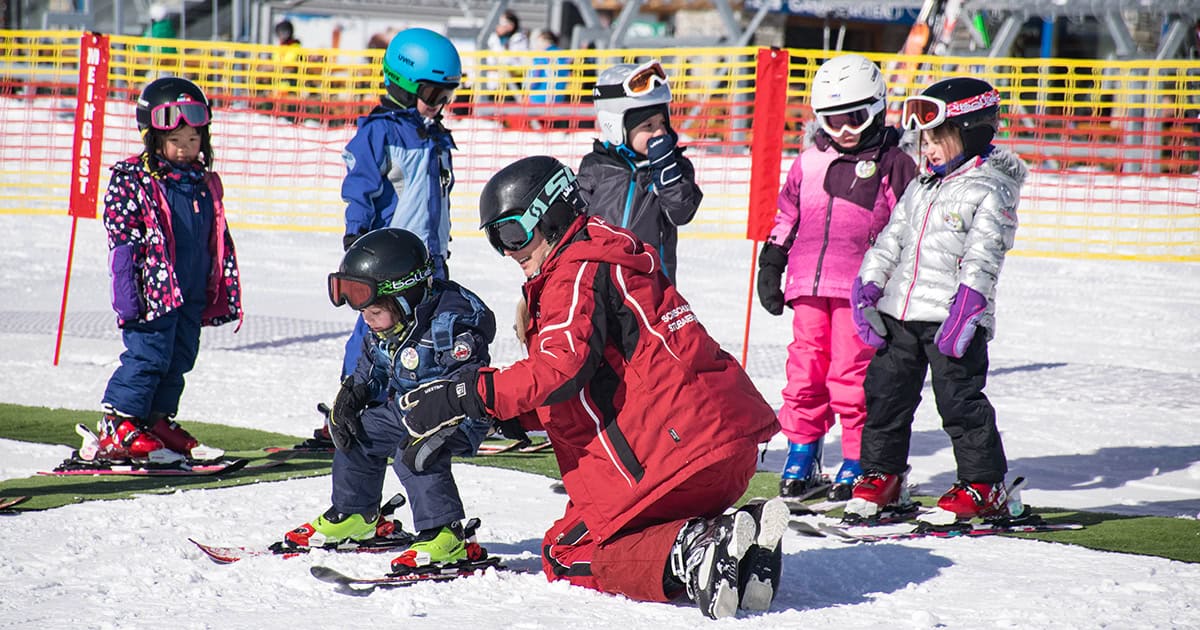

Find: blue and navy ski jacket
<box><xmin>341</xmin><ymin>105</ymin><xmax>456</xmax><ymax>272</ymax></box>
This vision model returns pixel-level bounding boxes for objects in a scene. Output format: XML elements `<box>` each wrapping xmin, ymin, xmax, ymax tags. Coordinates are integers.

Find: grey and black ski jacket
<box><xmin>576</xmin><ymin>140</ymin><xmax>702</xmax><ymax>281</ymax></box>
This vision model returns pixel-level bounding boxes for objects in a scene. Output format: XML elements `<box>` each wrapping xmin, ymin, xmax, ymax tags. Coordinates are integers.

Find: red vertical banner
<box><xmin>69</xmin><ymin>32</ymin><xmax>110</xmax><ymax>220</ymax></box>
<box><xmin>56</xmin><ymin>33</ymin><xmax>110</xmax><ymax>365</ymax></box>
<box><xmin>745</xmin><ymin>47</ymin><xmax>789</xmax><ymax>241</ymax></box>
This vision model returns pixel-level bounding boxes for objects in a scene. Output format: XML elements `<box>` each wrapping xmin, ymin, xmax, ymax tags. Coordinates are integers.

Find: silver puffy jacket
<box><xmin>857</xmin><ymin>147</ymin><xmax>1027</xmax><ymax>338</ymax></box>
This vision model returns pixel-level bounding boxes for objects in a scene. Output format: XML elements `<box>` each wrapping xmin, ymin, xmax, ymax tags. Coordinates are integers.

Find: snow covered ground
<box><xmin>1</xmin><ymin>213</ymin><xmax>1199</xmax><ymax>628</ymax></box>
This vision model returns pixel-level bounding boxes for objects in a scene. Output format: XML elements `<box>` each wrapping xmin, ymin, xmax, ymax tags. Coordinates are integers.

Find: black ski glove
<box><xmin>398</xmin><ymin>369</ymin><xmax>491</xmax><ymax>440</ymax></box>
<box><xmin>756</xmin><ymin>242</ymin><xmax>788</xmax><ymax>316</ymax></box>
<box><xmin>326</xmin><ymin>375</ymin><xmax>372</xmax><ymax>452</ymax></box>
<box><xmin>343</xmin><ymin>228</ymin><xmax>368</xmax><ymax>251</ymax></box>
<box><xmin>494</xmin><ymin>418</ymin><xmax>531</xmax><ymax>445</ymax></box>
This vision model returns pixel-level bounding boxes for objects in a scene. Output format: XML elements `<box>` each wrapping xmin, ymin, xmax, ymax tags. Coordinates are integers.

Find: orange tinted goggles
<box><xmin>593</xmin><ymin>60</ymin><xmax>668</xmax><ymax>99</ymax></box>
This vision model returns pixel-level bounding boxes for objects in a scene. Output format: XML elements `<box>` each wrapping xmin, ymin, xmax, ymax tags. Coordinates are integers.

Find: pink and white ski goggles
<box><xmin>148</xmin><ymin>99</ymin><xmax>211</xmax><ymax>130</ymax></box>
<box><xmin>901</xmin><ymin>89</ymin><xmax>1001</xmax><ymax>131</ymax></box>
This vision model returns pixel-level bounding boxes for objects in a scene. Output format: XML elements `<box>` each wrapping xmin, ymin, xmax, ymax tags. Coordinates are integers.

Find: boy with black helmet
<box><xmin>285</xmin><ymin>227</ymin><xmax>498</xmax><ymax>575</ymax></box>
<box><xmin>577</xmin><ymin>60</ymin><xmax>702</xmax><ymax>282</ymax></box>
<box><xmin>846</xmin><ymin>77</ymin><xmax>1027</xmax><ymax>523</ymax></box>
<box><xmin>314</xmin><ymin>28</ymin><xmax>462</xmax><ymax>445</ymax></box>
<box><xmin>89</xmin><ymin>76</ymin><xmax>241</xmax><ymax>466</ymax></box>
<box><xmin>398</xmin><ymin>156</ymin><xmax>786</xmax><ymax>619</ymax></box>
<box><xmin>756</xmin><ymin>53</ymin><xmax>917</xmax><ymax>505</ymax></box>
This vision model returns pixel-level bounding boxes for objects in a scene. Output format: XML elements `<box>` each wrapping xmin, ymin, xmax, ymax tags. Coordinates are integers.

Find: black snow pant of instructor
<box><xmin>859</xmin><ymin>314</ymin><xmax>1008</xmax><ymax>484</ymax></box>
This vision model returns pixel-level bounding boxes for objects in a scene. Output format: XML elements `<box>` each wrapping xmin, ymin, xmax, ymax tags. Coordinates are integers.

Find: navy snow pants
<box><xmin>330</xmin><ymin>401</ymin><xmax>491</xmax><ymax>531</ymax></box>
<box><xmin>102</xmin><ymin>301</ymin><xmax>203</xmax><ymax>420</ymax></box>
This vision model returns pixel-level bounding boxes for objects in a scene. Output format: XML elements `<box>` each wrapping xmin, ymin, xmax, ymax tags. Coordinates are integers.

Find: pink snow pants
<box><xmin>778</xmin><ymin>295</ymin><xmax>874</xmax><ymax>460</ymax></box>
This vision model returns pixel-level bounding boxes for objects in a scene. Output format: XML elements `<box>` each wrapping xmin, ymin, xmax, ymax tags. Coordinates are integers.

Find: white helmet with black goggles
<box><xmin>328</xmin><ymin>261</ymin><xmax>432</xmax><ymax>311</ymax></box>
<box><xmin>902</xmin><ymin>88</ymin><xmax>1001</xmax><ymax>131</ymax></box>
<box><xmin>816</xmin><ymin>99</ymin><xmax>886</xmax><ymax>137</ymax></box>
<box><xmin>483</xmin><ymin>165</ymin><xmax>583</xmax><ymax>254</ymax></box>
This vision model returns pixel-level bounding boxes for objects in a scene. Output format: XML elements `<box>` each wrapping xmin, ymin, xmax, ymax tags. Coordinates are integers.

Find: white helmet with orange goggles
<box><xmin>810</xmin><ymin>53</ymin><xmax>887</xmax><ymax>137</ymax></box>
<box><xmin>593</xmin><ymin>60</ymin><xmax>672</xmax><ymax>146</ymax></box>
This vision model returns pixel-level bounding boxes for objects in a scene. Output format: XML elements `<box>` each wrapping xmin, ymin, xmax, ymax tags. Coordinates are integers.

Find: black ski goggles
<box><xmin>415</xmin><ymin>81</ymin><xmax>458</xmax><ymax>107</ymax></box>
<box><xmin>484</xmin><ymin>214</ymin><xmax>540</xmax><ymax>254</ymax></box>
<box><xmin>328</xmin><ymin>262</ymin><xmax>432</xmax><ymax>310</ymax></box>
<box><xmin>148</xmin><ymin>100</ymin><xmax>211</xmax><ymax>130</ymax></box>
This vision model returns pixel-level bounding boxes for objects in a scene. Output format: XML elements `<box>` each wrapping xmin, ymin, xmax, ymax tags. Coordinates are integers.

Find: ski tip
<box><xmin>189</xmin><ymin>538</ymin><xmax>244</xmax><ymax>564</ymax></box>
<box><xmin>310</xmin><ymin>565</ymin><xmax>346</xmax><ymax>582</ymax></box>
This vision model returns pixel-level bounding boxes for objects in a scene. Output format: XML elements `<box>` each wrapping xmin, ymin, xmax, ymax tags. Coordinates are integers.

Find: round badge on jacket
<box><xmin>855</xmin><ymin>160</ymin><xmax>877</xmax><ymax>179</ymax></box>
<box><xmin>400</xmin><ymin>347</ymin><xmax>420</xmax><ymax>370</ymax></box>
<box><xmin>451</xmin><ymin>340</ymin><xmax>473</xmax><ymax>361</ymax></box>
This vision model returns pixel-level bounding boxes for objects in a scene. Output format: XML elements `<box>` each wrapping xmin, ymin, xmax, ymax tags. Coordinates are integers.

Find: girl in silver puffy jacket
<box><xmin>843</xmin><ymin>77</ymin><xmax>1029</xmax><ymax>524</ymax></box>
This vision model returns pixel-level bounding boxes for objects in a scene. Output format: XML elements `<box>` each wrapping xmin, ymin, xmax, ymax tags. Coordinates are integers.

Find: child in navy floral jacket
<box><xmin>92</xmin><ymin>77</ymin><xmax>241</xmax><ymax>465</ymax></box>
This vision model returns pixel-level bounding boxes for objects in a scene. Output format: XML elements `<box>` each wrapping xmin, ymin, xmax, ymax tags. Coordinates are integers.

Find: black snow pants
<box><xmin>859</xmin><ymin>314</ymin><xmax>1008</xmax><ymax>484</ymax></box>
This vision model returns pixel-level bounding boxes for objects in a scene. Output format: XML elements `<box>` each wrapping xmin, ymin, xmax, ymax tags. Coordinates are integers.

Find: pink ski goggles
<box><xmin>148</xmin><ymin>99</ymin><xmax>211</xmax><ymax>130</ymax></box>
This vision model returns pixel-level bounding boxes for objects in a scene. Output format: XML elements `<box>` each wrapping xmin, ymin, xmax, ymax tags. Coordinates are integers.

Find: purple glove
<box><xmin>108</xmin><ymin>244</ymin><xmax>140</xmax><ymax>324</ymax></box>
<box><xmin>850</xmin><ymin>277</ymin><xmax>887</xmax><ymax>350</ymax></box>
<box><xmin>936</xmin><ymin>284</ymin><xmax>987</xmax><ymax>358</ymax></box>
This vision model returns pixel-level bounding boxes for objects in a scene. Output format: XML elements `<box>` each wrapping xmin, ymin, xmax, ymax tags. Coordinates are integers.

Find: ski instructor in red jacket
<box><xmin>397</xmin><ymin>156</ymin><xmax>785</xmax><ymax>619</ymax></box>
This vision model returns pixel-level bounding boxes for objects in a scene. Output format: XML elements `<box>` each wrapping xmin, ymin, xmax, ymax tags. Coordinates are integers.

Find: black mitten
<box><xmin>756</xmin><ymin>243</ymin><xmax>788</xmax><ymax>316</ymax></box>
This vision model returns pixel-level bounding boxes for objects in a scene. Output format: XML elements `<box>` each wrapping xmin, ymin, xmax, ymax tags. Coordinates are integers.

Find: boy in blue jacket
<box><xmin>339</xmin><ymin>27</ymin><xmax>461</xmax><ymax>379</ymax></box>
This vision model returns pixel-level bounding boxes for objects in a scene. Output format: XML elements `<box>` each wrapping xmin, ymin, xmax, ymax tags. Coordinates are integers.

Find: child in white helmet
<box><xmin>577</xmin><ymin>60</ymin><xmax>703</xmax><ymax>282</ymax></box>
<box><xmin>756</xmin><ymin>54</ymin><xmax>917</xmax><ymax>506</ymax></box>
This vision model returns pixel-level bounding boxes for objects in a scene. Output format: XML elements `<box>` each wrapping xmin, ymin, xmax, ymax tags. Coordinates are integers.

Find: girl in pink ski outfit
<box><xmin>756</xmin><ymin>54</ymin><xmax>916</xmax><ymax>502</ymax></box>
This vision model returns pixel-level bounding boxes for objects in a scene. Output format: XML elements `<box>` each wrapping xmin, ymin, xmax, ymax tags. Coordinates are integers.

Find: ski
<box><xmin>310</xmin><ymin>557</ymin><xmax>511</xmax><ymax>594</ymax></box>
<box><xmin>0</xmin><ymin>495</ymin><xmax>30</xmax><ymax>514</ymax></box>
<box><xmin>190</xmin><ymin>530</ymin><xmax>415</xmax><ymax>564</ymax></box>
<box><xmin>0</xmin><ymin>496</ymin><xmax>29</xmax><ymax>510</ymax></box>
<box><xmin>477</xmin><ymin>439</ymin><xmax>552</xmax><ymax>455</ymax></box>
<box><xmin>780</xmin><ymin>481</ymin><xmax>833</xmax><ymax>515</ymax></box>
<box><xmin>41</xmin><ymin>457</ymin><xmax>251</xmax><ymax>477</ymax></box>
<box><xmin>787</xmin><ymin>519</ymin><xmax>826</xmax><ymax>537</ymax></box>
<box><xmin>263</xmin><ymin>441</ymin><xmax>334</xmax><ymax>455</ymax></box>
<box><xmin>191</xmin><ymin>493</ymin><xmax>411</xmax><ymax>563</ymax></box>
<box><xmin>817</xmin><ymin>518</ymin><xmax>1084</xmax><ymax>543</ymax></box>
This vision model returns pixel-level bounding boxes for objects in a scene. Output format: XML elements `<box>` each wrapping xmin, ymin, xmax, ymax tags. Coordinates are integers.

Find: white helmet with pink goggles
<box><xmin>809</xmin><ymin>53</ymin><xmax>887</xmax><ymax>137</ymax></box>
<box><xmin>593</xmin><ymin>60</ymin><xmax>672</xmax><ymax>146</ymax></box>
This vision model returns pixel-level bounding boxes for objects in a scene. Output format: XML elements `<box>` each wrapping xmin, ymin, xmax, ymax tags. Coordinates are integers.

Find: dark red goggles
<box><xmin>328</xmin><ymin>273</ymin><xmax>377</xmax><ymax>310</ymax></box>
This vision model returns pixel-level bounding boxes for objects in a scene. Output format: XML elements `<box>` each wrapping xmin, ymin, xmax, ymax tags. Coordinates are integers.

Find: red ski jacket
<box><xmin>481</xmin><ymin>216</ymin><xmax>779</xmax><ymax>542</ymax></box>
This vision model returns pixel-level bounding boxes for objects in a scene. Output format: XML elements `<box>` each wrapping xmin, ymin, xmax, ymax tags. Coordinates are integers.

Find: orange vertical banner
<box><xmin>68</xmin><ymin>32</ymin><xmax>110</xmax><ymax>219</ymax></box>
<box><xmin>745</xmin><ymin>47</ymin><xmax>789</xmax><ymax>242</ymax></box>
